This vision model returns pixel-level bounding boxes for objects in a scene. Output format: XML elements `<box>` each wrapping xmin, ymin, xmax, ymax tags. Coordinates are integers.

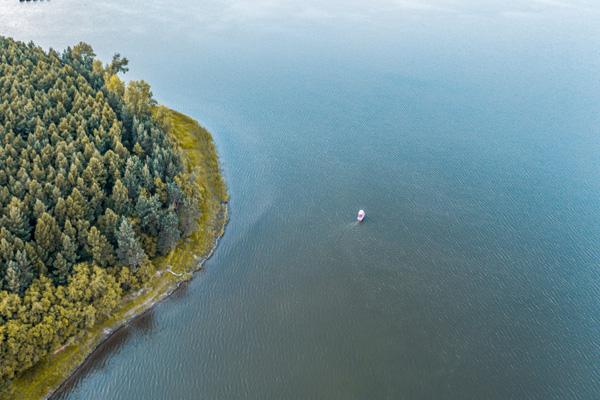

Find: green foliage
<box><xmin>9</xmin><ymin>106</ymin><xmax>228</xmax><ymax>400</ymax></box>
<box><xmin>1</xmin><ymin>198</ymin><xmax>31</xmax><ymax>240</ymax></box>
<box><xmin>115</xmin><ymin>219</ymin><xmax>146</xmax><ymax>269</ymax></box>
<box><xmin>135</xmin><ymin>189</ymin><xmax>161</xmax><ymax>236</ymax></box>
<box><xmin>0</xmin><ymin>265</ymin><xmax>122</xmax><ymax>384</ymax></box>
<box><xmin>124</xmin><ymin>80</ymin><xmax>156</xmax><ymax>118</ymax></box>
<box><xmin>157</xmin><ymin>208</ymin><xmax>180</xmax><ymax>255</ymax></box>
<box><xmin>106</xmin><ymin>53</ymin><xmax>129</xmax><ymax>75</ymax></box>
<box><xmin>86</xmin><ymin>226</ymin><xmax>115</xmax><ymax>267</ymax></box>
<box><xmin>0</xmin><ymin>36</ymin><xmax>204</xmax><ymax>388</ymax></box>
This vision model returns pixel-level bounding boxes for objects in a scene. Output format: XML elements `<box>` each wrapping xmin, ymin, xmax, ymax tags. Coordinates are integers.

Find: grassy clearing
<box><xmin>9</xmin><ymin>108</ymin><xmax>228</xmax><ymax>400</ymax></box>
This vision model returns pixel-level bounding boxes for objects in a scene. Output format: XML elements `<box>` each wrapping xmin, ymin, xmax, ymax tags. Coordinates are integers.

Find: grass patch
<box><xmin>8</xmin><ymin>108</ymin><xmax>228</xmax><ymax>400</ymax></box>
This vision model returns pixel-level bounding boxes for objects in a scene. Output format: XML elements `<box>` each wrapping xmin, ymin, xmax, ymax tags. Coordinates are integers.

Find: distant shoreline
<box><xmin>10</xmin><ymin>109</ymin><xmax>229</xmax><ymax>400</ymax></box>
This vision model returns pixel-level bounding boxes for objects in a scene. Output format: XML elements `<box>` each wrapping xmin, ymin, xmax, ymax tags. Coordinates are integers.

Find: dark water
<box><xmin>2</xmin><ymin>1</ymin><xmax>600</xmax><ymax>399</ymax></box>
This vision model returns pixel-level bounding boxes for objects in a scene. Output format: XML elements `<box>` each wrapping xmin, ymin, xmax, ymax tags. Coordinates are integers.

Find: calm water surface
<box><xmin>2</xmin><ymin>1</ymin><xmax>600</xmax><ymax>399</ymax></box>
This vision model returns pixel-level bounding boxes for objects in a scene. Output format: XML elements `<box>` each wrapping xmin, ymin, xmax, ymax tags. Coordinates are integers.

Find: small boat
<box><xmin>357</xmin><ymin>209</ymin><xmax>366</xmax><ymax>222</ymax></box>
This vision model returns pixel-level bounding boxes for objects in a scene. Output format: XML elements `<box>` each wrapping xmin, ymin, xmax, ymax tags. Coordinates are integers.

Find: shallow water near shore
<box><xmin>2</xmin><ymin>1</ymin><xmax>600</xmax><ymax>399</ymax></box>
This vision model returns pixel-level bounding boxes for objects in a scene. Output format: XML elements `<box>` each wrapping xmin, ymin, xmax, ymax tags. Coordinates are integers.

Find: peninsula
<box><xmin>0</xmin><ymin>37</ymin><xmax>228</xmax><ymax>399</ymax></box>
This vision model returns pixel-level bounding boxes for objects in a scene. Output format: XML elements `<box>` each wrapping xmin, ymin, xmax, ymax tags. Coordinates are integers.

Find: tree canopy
<box><xmin>0</xmin><ymin>36</ymin><xmax>202</xmax><ymax>388</ymax></box>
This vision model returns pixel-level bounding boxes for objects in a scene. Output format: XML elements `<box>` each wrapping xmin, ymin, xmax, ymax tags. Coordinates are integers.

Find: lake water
<box><xmin>2</xmin><ymin>1</ymin><xmax>600</xmax><ymax>399</ymax></box>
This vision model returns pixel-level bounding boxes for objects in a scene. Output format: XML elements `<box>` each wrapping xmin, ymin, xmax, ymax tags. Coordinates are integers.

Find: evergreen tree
<box><xmin>2</xmin><ymin>198</ymin><xmax>30</xmax><ymax>240</ymax></box>
<box><xmin>157</xmin><ymin>209</ymin><xmax>180</xmax><ymax>255</ymax></box>
<box><xmin>86</xmin><ymin>226</ymin><xmax>115</xmax><ymax>267</ymax></box>
<box><xmin>123</xmin><ymin>156</ymin><xmax>144</xmax><ymax>199</ymax></box>
<box><xmin>66</xmin><ymin>188</ymin><xmax>87</xmax><ymax>221</ymax></box>
<box><xmin>52</xmin><ymin>253</ymin><xmax>70</xmax><ymax>285</ymax></box>
<box><xmin>61</xmin><ymin>233</ymin><xmax>78</xmax><ymax>265</ymax></box>
<box><xmin>115</xmin><ymin>219</ymin><xmax>146</xmax><ymax>269</ymax></box>
<box><xmin>135</xmin><ymin>190</ymin><xmax>161</xmax><ymax>236</ymax></box>
<box><xmin>110</xmin><ymin>179</ymin><xmax>129</xmax><ymax>215</ymax></box>
<box><xmin>5</xmin><ymin>261</ymin><xmax>21</xmax><ymax>294</ymax></box>
<box><xmin>98</xmin><ymin>208</ymin><xmax>119</xmax><ymax>244</ymax></box>
<box><xmin>14</xmin><ymin>250</ymin><xmax>32</xmax><ymax>290</ymax></box>
<box><xmin>32</xmin><ymin>199</ymin><xmax>46</xmax><ymax>219</ymax></box>
<box><xmin>107</xmin><ymin>53</ymin><xmax>129</xmax><ymax>75</ymax></box>
<box><xmin>70</xmin><ymin>42</ymin><xmax>96</xmax><ymax>69</ymax></box>
<box><xmin>34</xmin><ymin>213</ymin><xmax>60</xmax><ymax>261</ymax></box>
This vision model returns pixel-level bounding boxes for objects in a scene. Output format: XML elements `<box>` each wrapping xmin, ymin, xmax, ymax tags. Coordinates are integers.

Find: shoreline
<box><xmin>9</xmin><ymin>109</ymin><xmax>229</xmax><ymax>400</ymax></box>
<box><xmin>47</xmin><ymin>204</ymin><xmax>229</xmax><ymax>400</ymax></box>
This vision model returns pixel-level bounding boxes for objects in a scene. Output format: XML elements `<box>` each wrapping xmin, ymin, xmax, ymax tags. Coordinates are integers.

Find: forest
<box><xmin>0</xmin><ymin>36</ymin><xmax>203</xmax><ymax>388</ymax></box>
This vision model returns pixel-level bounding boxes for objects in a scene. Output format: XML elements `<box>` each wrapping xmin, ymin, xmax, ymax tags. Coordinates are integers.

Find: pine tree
<box><xmin>87</xmin><ymin>226</ymin><xmax>115</xmax><ymax>267</ymax></box>
<box><xmin>123</xmin><ymin>156</ymin><xmax>143</xmax><ymax>199</ymax></box>
<box><xmin>71</xmin><ymin>42</ymin><xmax>96</xmax><ymax>71</ymax></box>
<box><xmin>60</xmin><ymin>233</ymin><xmax>78</xmax><ymax>265</ymax></box>
<box><xmin>158</xmin><ymin>209</ymin><xmax>180</xmax><ymax>255</ymax></box>
<box><xmin>98</xmin><ymin>208</ymin><xmax>119</xmax><ymax>244</ymax></box>
<box><xmin>14</xmin><ymin>250</ymin><xmax>32</xmax><ymax>290</ymax></box>
<box><xmin>5</xmin><ymin>261</ymin><xmax>21</xmax><ymax>294</ymax></box>
<box><xmin>135</xmin><ymin>190</ymin><xmax>161</xmax><ymax>236</ymax></box>
<box><xmin>115</xmin><ymin>219</ymin><xmax>146</xmax><ymax>269</ymax></box>
<box><xmin>82</xmin><ymin>156</ymin><xmax>106</xmax><ymax>188</ymax></box>
<box><xmin>88</xmin><ymin>182</ymin><xmax>104</xmax><ymax>219</ymax></box>
<box><xmin>54</xmin><ymin>197</ymin><xmax>67</xmax><ymax>225</ymax></box>
<box><xmin>63</xmin><ymin>219</ymin><xmax>77</xmax><ymax>244</ymax></box>
<box><xmin>34</xmin><ymin>212</ymin><xmax>60</xmax><ymax>261</ymax></box>
<box><xmin>2</xmin><ymin>197</ymin><xmax>30</xmax><ymax>240</ymax></box>
<box><xmin>110</xmin><ymin>179</ymin><xmax>129</xmax><ymax>215</ymax></box>
<box><xmin>107</xmin><ymin>53</ymin><xmax>129</xmax><ymax>75</ymax></box>
<box><xmin>32</xmin><ymin>199</ymin><xmax>46</xmax><ymax>219</ymax></box>
<box><xmin>52</xmin><ymin>253</ymin><xmax>70</xmax><ymax>285</ymax></box>
<box><xmin>66</xmin><ymin>188</ymin><xmax>87</xmax><ymax>221</ymax></box>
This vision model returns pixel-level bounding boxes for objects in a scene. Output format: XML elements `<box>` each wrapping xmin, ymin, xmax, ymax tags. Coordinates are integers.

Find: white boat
<box><xmin>357</xmin><ymin>209</ymin><xmax>365</xmax><ymax>222</ymax></box>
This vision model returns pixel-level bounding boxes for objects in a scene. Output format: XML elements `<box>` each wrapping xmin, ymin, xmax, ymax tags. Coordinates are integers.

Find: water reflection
<box><xmin>51</xmin><ymin>310</ymin><xmax>157</xmax><ymax>400</ymax></box>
